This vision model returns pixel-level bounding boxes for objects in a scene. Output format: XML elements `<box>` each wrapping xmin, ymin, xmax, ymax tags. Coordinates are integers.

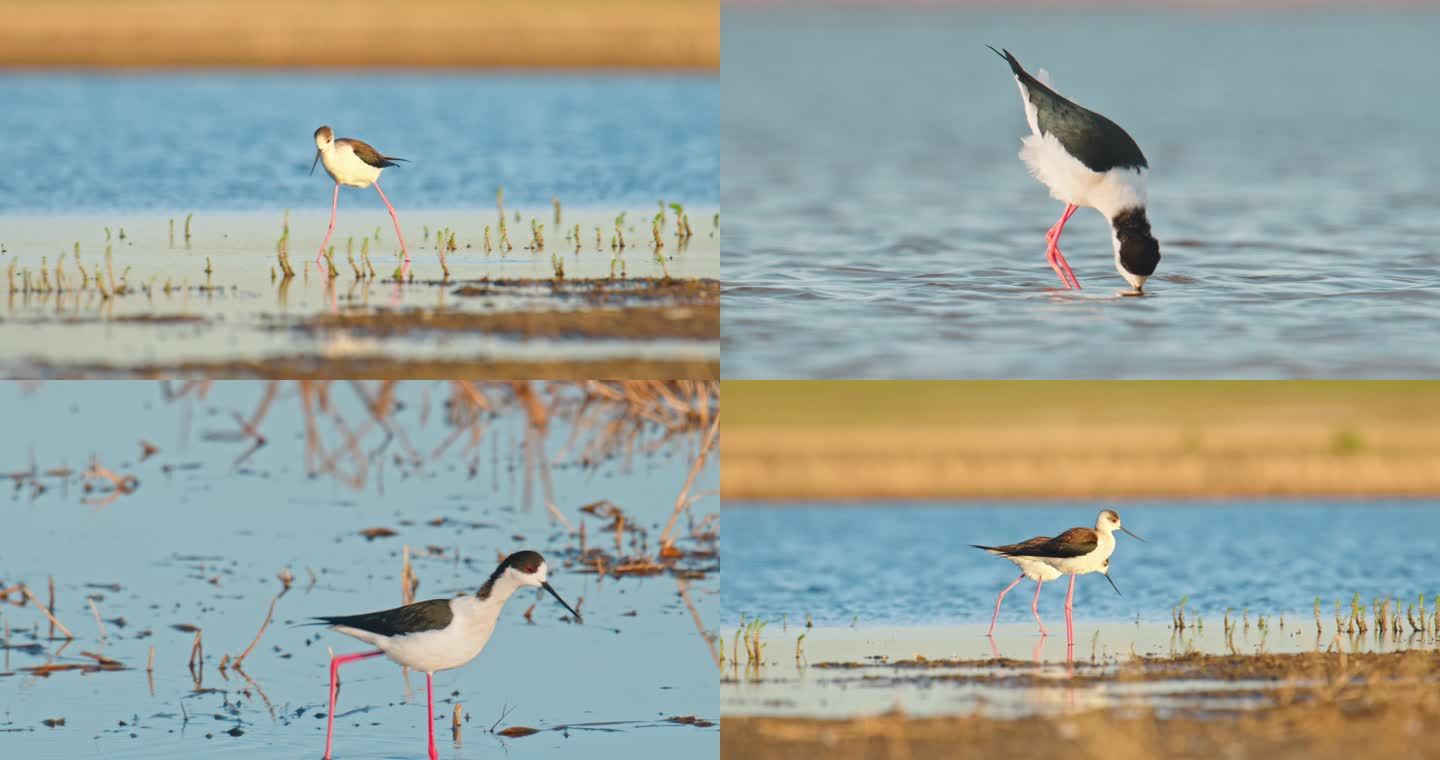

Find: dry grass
<box><xmin>0</xmin><ymin>0</ymin><xmax>717</xmax><ymax>69</ymax></box>
<box><xmin>724</xmin><ymin>381</ymin><xmax>1440</xmax><ymax>499</ymax></box>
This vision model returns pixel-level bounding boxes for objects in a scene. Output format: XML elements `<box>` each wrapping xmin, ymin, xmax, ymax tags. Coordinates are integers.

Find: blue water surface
<box><xmin>0</xmin><ymin>73</ymin><xmax>717</xmax><ymax>211</ymax></box>
<box><xmin>722</xmin><ymin>11</ymin><xmax>1440</xmax><ymax>378</ymax></box>
<box><xmin>723</xmin><ymin>502</ymin><xmax>1440</xmax><ymax>627</ymax></box>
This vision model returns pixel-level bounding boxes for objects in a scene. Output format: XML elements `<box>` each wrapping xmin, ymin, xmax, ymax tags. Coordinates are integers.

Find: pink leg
<box><xmin>1031</xmin><ymin>578</ymin><xmax>1048</xmax><ymax>636</ymax></box>
<box><xmin>325</xmin><ymin>650</ymin><xmax>384</xmax><ymax>759</ymax></box>
<box><xmin>1064</xmin><ymin>573</ymin><xmax>1077</xmax><ymax>644</ymax></box>
<box><xmin>988</xmin><ymin>574</ymin><xmax>1024</xmax><ymax>637</ymax></box>
<box><xmin>319</xmin><ymin>183</ymin><xmax>340</xmax><ymax>261</ymax></box>
<box><xmin>1044</xmin><ymin>204</ymin><xmax>1082</xmax><ymax>290</ymax></box>
<box><xmin>374</xmin><ymin>182</ymin><xmax>410</xmax><ymax>262</ymax></box>
<box><xmin>426</xmin><ymin>671</ymin><xmax>438</xmax><ymax>760</ymax></box>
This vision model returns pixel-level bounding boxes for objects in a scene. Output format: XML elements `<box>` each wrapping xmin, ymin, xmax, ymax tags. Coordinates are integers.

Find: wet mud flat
<box><xmin>289</xmin><ymin>278</ymin><xmax>719</xmax><ymax>340</ymax></box>
<box><xmin>722</xmin><ymin>620</ymin><xmax>1440</xmax><ymax>759</ymax></box>
<box><xmin>725</xmin><ymin>648</ymin><xmax>1440</xmax><ymax>760</ymax></box>
<box><xmin>1</xmin><ymin>209</ymin><xmax>719</xmax><ymax>378</ymax></box>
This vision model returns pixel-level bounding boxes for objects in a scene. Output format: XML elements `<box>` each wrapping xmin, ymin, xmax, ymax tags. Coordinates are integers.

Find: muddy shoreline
<box><xmin>725</xmin><ymin>648</ymin><xmax>1440</xmax><ymax>760</ymax></box>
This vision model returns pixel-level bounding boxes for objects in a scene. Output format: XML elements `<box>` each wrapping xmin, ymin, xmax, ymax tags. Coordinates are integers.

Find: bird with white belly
<box><xmin>314</xmin><ymin>550</ymin><xmax>581</xmax><ymax>760</ymax></box>
<box><xmin>311</xmin><ymin>125</ymin><xmax>411</xmax><ymax>262</ymax></box>
<box><xmin>987</xmin><ymin>47</ymin><xmax>1161</xmax><ymax>293</ymax></box>
<box><xmin>972</xmin><ymin>509</ymin><xmax>1142</xmax><ymax>642</ymax></box>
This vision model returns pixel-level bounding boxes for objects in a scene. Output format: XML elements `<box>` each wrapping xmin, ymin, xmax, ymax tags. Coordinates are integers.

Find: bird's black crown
<box><xmin>477</xmin><ymin>550</ymin><xmax>546</xmax><ymax>599</ymax></box>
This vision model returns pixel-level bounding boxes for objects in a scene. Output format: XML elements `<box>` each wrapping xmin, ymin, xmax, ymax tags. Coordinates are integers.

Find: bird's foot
<box><xmin>1045</xmin><ymin>247</ymin><xmax>1076</xmax><ymax>290</ymax></box>
<box><xmin>1047</xmin><ymin>245</ymin><xmax>1081</xmax><ymax>290</ymax></box>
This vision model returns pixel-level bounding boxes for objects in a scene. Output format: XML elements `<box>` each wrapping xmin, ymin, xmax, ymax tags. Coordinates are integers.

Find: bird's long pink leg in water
<box><xmin>318</xmin><ymin>183</ymin><xmax>340</xmax><ymax>261</ymax></box>
<box><xmin>1045</xmin><ymin>203</ymin><xmax>1081</xmax><ymax>290</ymax></box>
<box><xmin>1063</xmin><ymin>573</ymin><xmax>1077</xmax><ymax>643</ymax></box>
<box><xmin>426</xmin><ymin>672</ymin><xmax>438</xmax><ymax>760</ymax></box>
<box><xmin>1031</xmin><ymin>578</ymin><xmax>1048</xmax><ymax>636</ymax></box>
<box><xmin>988</xmin><ymin>574</ymin><xmax>1024</xmax><ymax>637</ymax></box>
<box><xmin>325</xmin><ymin>649</ymin><xmax>384</xmax><ymax>759</ymax></box>
<box><xmin>374</xmin><ymin>182</ymin><xmax>410</xmax><ymax>262</ymax></box>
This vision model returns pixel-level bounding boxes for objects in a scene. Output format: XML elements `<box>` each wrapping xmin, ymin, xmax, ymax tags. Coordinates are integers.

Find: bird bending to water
<box><xmin>987</xmin><ymin>46</ymin><xmax>1160</xmax><ymax>293</ymax></box>
<box><xmin>311</xmin><ymin>125</ymin><xmax>411</xmax><ymax>262</ymax></box>
<box><xmin>972</xmin><ymin>509</ymin><xmax>1142</xmax><ymax>642</ymax></box>
<box><xmin>316</xmin><ymin>550</ymin><xmax>581</xmax><ymax>760</ymax></box>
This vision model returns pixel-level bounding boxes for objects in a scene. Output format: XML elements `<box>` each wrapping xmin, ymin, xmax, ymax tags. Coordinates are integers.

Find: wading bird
<box><xmin>311</xmin><ymin>125</ymin><xmax>411</xmax><ymax>262</ymax></box>
<box><xmin>972</xmin><ymin>509</ymin><xmax>1142</xmax><ymax>642</ymax></box>
<box><xmin>987</xmin><ymin>47</ymin><xmax>1160</xmax><ymax>293</ymax></box>
<box><xmin>316</xmin><ymin>550</ymin><xmax>581</xmax><ymax>760</ymax></box>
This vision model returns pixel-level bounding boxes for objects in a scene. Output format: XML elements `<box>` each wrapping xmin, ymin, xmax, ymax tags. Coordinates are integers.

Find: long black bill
<box><xmin>1102</xmin><ymin>572</ymin><xmax>1123</xmax><ymax>597</ymax></box>
<box><xmin>310</xmin><ymin>150</ymin><xmax>321</xmax><ymax>176</ymax></box>
<box><xmin>542</xmin><ymin>581</ymin><xmax>583</xmax><ymax>623</ymax></box>
<box><xmin>1121</xmin><ymin>527</ymin><xmax>1144</xmax><ymax>542</ymax></box>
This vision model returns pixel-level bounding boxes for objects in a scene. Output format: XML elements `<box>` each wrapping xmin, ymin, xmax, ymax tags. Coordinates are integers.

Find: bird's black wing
<box><xmin>985</xmin><ymin>527</ymin><xmax>1098</xmax><ymax>559</ymax></box>
<box><xmin>337</xmin><ymin>137</ymin><xmax>408</xmax><ymax>168</ymax></box>
<box><xmin>988</xmin><ymin>46</ymin><xmax>1148</xmax><ymax>173</ymax></box>
<box><xmin>315</xmin><ymin>598</ymin><xmax>454</xmax><ymax>636</ymax></box>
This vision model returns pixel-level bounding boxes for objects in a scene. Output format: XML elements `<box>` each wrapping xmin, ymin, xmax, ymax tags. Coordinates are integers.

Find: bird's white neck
<box><xmin>484</xmin><ymin>575</ymin><xmax>523</xmax><ymax>603</ymax></box>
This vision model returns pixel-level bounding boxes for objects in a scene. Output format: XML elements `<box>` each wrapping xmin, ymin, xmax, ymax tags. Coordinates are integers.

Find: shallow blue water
<box><xmin>722</xmin><ymin>502</ymin><xmax>1440</xmax><ymax>627</ymax></box>
<box><xmin>0</xmin><ymin>382</ymin><xmax>718</xmax><ymax>759</ymax></box>
<box><xmin>0</xmin><ymin>73</ymin><xmax>717</xmax><ymax>211</ymax></box>
<box><xmin>722</xmin><ymin>11</ymin><xmax>1440</xmax><ymax>378</ymax></box>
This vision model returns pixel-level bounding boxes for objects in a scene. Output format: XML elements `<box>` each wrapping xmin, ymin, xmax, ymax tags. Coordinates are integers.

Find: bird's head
<box><xmin>311</xmin><ymin>126</ymin><xmax>334</xmax><ymax>175</ymax></box>
<box><xmin>491</xmin><ymin>550</ymin><xmax>582</xmax><ymax>623</ymax></box>
<box><xmin>1097</xmin><ymin>509</ymin><xmax>1144</xmax><ymax>542</ymax></box>
<box><xmin>1111</xmin><ymin>207</ymin><xmax>1160</xmax><ymax>291</ymax></box>
<box><xmin>1100</xmin><ymin>558</ymin><xmax>1123</xmax><ymax>596</ymax></box>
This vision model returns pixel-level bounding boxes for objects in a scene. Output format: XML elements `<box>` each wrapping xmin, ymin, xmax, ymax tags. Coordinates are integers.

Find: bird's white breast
<box><xmin>320</xmin><ymin>144</ymin><xmax>382</xmax><ymax>189</ymax></box>
<box><xmin>1018</xmin><ymin>133</ymin><xmax>1147</xmax><ymax>220</ymax></box>
<box><xmin>336</xmin><ymin>596</ymin><xmax>500</xmax><ymax>674</ymax></box>
<box><xmin>1004</xmin><ymin>553</ymin><xmax>1064</xmax><ymax>582</ymax></box>
<box><xmin>1045</xmin><ymin>531</ymin><xmax>1116</xmax><ymax>576</ymax></box>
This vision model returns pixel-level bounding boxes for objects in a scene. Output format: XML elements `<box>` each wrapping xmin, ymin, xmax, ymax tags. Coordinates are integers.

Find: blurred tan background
<box><xmin>725</xmin><ymin>382</ymin><xmax>1440</xmax><ymax>500</ymax></box>
<box><xmin>0</xmin><ymin>0</ymin><xmax>717</xmax><ymax>69</ymax></box>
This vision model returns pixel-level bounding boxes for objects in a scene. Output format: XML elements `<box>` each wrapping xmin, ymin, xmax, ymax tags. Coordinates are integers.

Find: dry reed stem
<box><xmin>678</xmin><ymin>578</ymin><xmax>719</xmax><ymax>669</ymax></box>
<box><xmin>21</xmin><ymin>584</ymin><xmax>74</xmax><ymax>639</ymax></box>
<box><xmin>89</xmin><ymin>597</ymin><xmax>106</xmax><ymax>640</ymax></box>
<box><xmin>402</xmin><ymin>545</ymin><xmax>416</xmax><ymax>605</ymax></box>
<box><xmin>188</xmin><ymin>629</ymin><xmax>204</xmax><ymax>677</ymax></box>
<box><xmin>660</xmin><ymin>412</ymin><xmax>719</xmax><ymax>553</ymax></box>
<box><xmin>234</xmin><ymin>592</ymin><xmax>280</xmax><ymax>668</ymax></box>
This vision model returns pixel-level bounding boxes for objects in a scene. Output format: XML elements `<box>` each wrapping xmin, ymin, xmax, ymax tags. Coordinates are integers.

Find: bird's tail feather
<box><xmin>985</xmin><ymin>45</ymin><xmax>1026</xmax><ymax>78</ymax></box>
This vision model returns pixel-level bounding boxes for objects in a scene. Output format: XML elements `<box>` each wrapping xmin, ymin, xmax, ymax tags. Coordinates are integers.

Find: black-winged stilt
<box><xmin>972</xmin><ymin>509</ymin><xmax>1142</xmax><ymax>642</ymax></box>
<box><xmin>311</xmin><ymin>125</ymin><xmax>412</xmax><ymax>262</ymax></box>
<box><xmin>970</xmin><ymin>536</ymin><xmax>1064</xmax><ymax>637</ymax></box>
<box><xmin>987</xmin><ymin>47</ymin><xmax>1161</xmax><ymax>293</ymax></box>
<box><xmin>315</xmin><ymin>550</ymin><xmax>581</xmax><ymax>760</ymax></box>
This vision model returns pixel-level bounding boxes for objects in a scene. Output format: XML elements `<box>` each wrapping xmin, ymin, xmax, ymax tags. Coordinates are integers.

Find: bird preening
<box><xmin>987</xmin><ymin>46</ymin><xmax>1161</xmax><ymax>293</ymax></box>
<box><xmin>314</xmin><ymin>550</ymin><xmax>581</xmax><ymax>760</ymax></box>
<box><xmin>972</xmin><ymin>509</ymin><xmax>1143</xmax><ymax>643</ymax></box>
<box><xmin>311</xmin><ymin>125</ymin><xmax>411</xmax><ymax>262</ymax></box>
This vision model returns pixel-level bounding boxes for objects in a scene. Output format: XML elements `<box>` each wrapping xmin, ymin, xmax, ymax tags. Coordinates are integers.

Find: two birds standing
<box><xmin>972</xmin><ymin>509</ymin><xmax>1143</xmax><ymax>643</ymax></box>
